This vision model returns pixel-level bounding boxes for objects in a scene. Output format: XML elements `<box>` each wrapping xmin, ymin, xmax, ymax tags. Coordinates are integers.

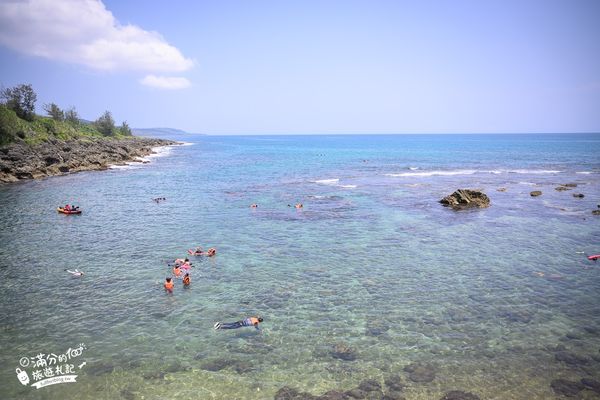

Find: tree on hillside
<box><xmin>0</xmin><ymin>83</ymin><xmax>37</xmax><ymax>121</ymax></box>
<box><xmin>95</xmin><ymin>110</ymin><xmax>115</xmax><ymax>136</ymax></box>
<box><xmin>64</xmin><ymin>107</ymin><xmax>79</xmax><ymax>126</ymax></box>
<box><xmin>120</xmin><ymin>121</ymin><xmax>132</xmax><ymax>136</ymax></box>
<box><xmin>44</xmin><ymin>103</ymin><xmax>64</xmax><ymax>121</ymax></box>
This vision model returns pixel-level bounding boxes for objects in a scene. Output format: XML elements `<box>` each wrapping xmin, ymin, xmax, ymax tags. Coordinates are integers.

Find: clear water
<box><xmin>1</xmin><ymin>133</ymin><xmax>599</xmax><ymax>399</ymax></box>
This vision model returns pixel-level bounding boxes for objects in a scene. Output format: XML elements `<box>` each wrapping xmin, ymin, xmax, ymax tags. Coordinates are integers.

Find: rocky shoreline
<box><xmin>0</xmin><ymin>136</ymin><xmax>178</xmax><ymax>183</ymax></box>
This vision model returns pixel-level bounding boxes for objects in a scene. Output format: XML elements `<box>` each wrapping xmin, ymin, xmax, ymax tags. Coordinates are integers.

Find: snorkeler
<box><xmin>214</xmin><ymin>316</ymin><xmax>263</xmax><ymax>330</ymax></box>
<box><xmin>66</xmin><ymin>269</ymin><xmax>84</xmax><ymax>277</ymax></box>
<box><xmin>183</xmin><ymin>273</ymin><xmax>191</xmax><ymax>286</ymax></box>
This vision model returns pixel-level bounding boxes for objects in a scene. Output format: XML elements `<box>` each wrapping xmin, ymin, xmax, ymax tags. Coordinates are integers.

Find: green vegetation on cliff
<box><xmin>0</xmin><ymin>83</ymin><xmax>133</xmax><ymax>146</ymax></box>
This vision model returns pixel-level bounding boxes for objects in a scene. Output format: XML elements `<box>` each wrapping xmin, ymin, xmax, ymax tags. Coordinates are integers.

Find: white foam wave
<box><xmin>409</xmin><ymin>167</ymin><xmax>419</xmax><ymax>170</ymax></box>
<box><xmin>576</xmin><ymin>171</ymin><xmax>592</xmax><ymax>175</ymax></box>
<box><xmin>314</xmin><ymin>179</ymin><xmax>340</xmax><ymax>185</ymax></box>
<box><xmin>386</xmin><ymin>170</ymin><xmax>477</xmax><ymax>177</ymax></box>
<box><xmin>340</xmin><ymin>184</ymin><xmax>357</xmax><ymax>188</ymax></box>
<box><xmin>386</xmin><ymin>169</ymin><xmax>563</xmax><ymax>177</ymax></box>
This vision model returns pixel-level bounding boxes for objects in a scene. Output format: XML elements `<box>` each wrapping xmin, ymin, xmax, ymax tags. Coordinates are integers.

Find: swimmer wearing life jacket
<box><xmin>183</xmin><ymin>273</ymin><xmax>191</xmax><ymax>287</ymax></box>
<box><xmin>164</xmin><ymin>277</ymin><xmax>174</xmax><ymax>293</ymax></box>
<box><xmin>295</xmin><ymin>203</ymin><xmax>303</xmax><ymax>209</ymax></box>
<box><xmin>206</xmin><ymin>247</ymin><xmax>216</xmax><ymax>257</ymax></box>
<box><xmin>250</xmin><ymin>203</ymin><xmax>258</xmax><ymax>208</ymax></box>
<box><xmin>214</xmin><ymin>316</ymin><xmax>263</xmax><ymax>330</ymax></box>
<box><xmin>173</xmin><ymin>265</ymin><xmax>182</xmax><ymax>277</ymax></box>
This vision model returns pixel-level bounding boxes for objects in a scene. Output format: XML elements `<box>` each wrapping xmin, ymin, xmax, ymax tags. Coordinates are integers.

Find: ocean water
<box><xmin>0</xmin><ymin>133</ymin><xmax>599</xmax><ymax>400</ymax></box>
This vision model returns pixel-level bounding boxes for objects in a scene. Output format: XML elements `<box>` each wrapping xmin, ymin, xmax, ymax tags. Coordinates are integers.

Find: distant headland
<box><xmin>0</xmin><ymin>83</ymin><xmax>178</xmax><ymax>183</ymax></box>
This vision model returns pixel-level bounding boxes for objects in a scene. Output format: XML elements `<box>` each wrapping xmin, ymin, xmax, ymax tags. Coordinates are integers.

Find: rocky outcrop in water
<box><xmin>439</xmin><ymin>189</ymin><xmax>490</xmax><ymax>210</ymax></box>
<box><xmin>404</xmin><ymin>362</ymin><xmax>436</xmax><ymax>382</ymax></box>
<box><xmin>0</xmin><ymin>137</ymin><xmax>177</xmax><ymax>183</ymax></box>
<box><xmin>530</xmin><ymin>191</ymin><xmax>542</xmax><ymax>197</ymax></box>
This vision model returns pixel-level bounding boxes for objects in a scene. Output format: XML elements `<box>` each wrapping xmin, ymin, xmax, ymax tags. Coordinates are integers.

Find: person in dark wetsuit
<box><xmin>214</xmin><ymin>316</ymin><xmax>263</xmax><ymax>330</ymax></box>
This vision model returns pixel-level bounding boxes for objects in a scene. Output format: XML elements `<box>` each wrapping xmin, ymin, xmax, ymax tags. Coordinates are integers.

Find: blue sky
<box><xmin>1</xmin><ymin>0</ymin><xmax>599</xmax><ymax>134</ymax></box>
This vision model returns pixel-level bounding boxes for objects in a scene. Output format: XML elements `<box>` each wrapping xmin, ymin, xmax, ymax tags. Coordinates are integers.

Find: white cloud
<box><xmin>0</xmin><ymin>0</ymin><xmax>193</xmax><ymax>85</ymax></box>
<box><xmin>140</xmin><ymin>75</ymin><xmax>191</xmax><ymax>90</ymax></box>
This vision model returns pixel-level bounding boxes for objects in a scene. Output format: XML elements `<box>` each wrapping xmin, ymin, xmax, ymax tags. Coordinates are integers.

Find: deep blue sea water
<box><xmin>1</xmin><ymin>133</ymin><xmax>599</xmax><ymax>399</ymax></box>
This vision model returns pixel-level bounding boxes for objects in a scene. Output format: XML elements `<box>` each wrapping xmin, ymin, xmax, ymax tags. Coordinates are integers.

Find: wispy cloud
<box><xmin>0</xmin><ymin>0</ymin><xmax>193</xmax><ymax>88</ymax></box>
<box><xmin>140</xmin><ymin>75</ymin><xmax>191</xmax><ymax>90</ymax></box>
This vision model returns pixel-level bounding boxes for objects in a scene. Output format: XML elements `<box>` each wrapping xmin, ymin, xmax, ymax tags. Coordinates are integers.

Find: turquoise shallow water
<box><xmin>1</xmin><ymin>133</ymin><xmax>600</xmax><ymax>399</ymax></box>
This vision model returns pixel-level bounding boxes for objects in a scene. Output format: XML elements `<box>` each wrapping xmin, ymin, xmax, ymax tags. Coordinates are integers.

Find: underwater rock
<box><xmin>164</xmin><ymin>360</ymin><xmax>190</xmax><ymax>373</ymax></box>
<box><xmin>565</xmin><ymin>332</ymin><xmax>583</xmax><ymax>340</ymax></box>
<box><xmin>564</xmin><ymin>183</ymin><xmax>578</xmax><ymax>187</ymax></box>
<box><xmin>583</xmin><ymin>326</ymin><xmax>600</xmax><ymax>335</ymax></box>
<box><xmin>120</xmin><ymin>388</ymin><xmax>136</xmax><ymax>400</ymax></box>
<box><xmin>555</xmin><ymin>351</ymin><xmax>590</xmax><ymax>366</ymax></box>
<box><xmin>404</xmin><ymin>362</ymin><xmax>436</xmax><ymax>383</ymax></box>
<box><xmin>592</xmin><ymin>210</ymin><xmax>600</xmax><ymax>215</ymax></box>
<box><xmin>573</xmin><ymin>193</ymin><xmax>584</xmax><ymax>198</ymax></box>
<box><xmin>366</xmin><ymin>319</ymin><xmax>390</xmax><ymax>336</ymax></box>
<box><xmin>142</xmin><ymin>371</ymin><xmax>165</xmax><ymax>380</ymax></box>
<box><xmin>547</xmin><ymin>344</ymin><xmax>567</xmax><ymax>352</ymax></box>
<box><xmin>331</xmin><ymin>343</ymin><xmax>358</xmax><ymax>361</ymax></box>
<box><xmin>384</xmin><ymin>375</ymin><xmax>405</xmax><ymax>392</ymax></box>
<box><xmin>86</xmin><ymin>362</ymin><xmax>115</xmax><ymax>376</ymax></box>
<box><xmin>530</xmin><ymin>191</ymin><xmax>542</xmax><ymax>197</ymax></box>
<box><xmin>358</xmin><ymin>380</ymin><xmax>382</xmax><ymax>392</ymax></box>
<box><xmin>319</xmin><ymin>390</ymin><xmax>349</xmax><ymax>400</ymax></box>
<box><xmin>439</xmin><ymin>391</ymin><xmax>481</xmax><ymax>400</ymax></box>
<box><xmin>550</xmin><ymin>379</ymin><xmax>585</xmax><ymax>397</ymax></box>
<box><xmin>497</xmin><ymin>187</ymin><xmax>507</xmax><ymax>192</ymax></box>
<box><xmin>274</xmin><ymin>386</ymin><xmax>318</xmax><ymax>400</ymax></box>
<box><xmin>581</xmin><ymin>378</ymin><xmax>600</xmax><ymax>393</ymax></box>
<box><xmin>345</xmin><ymin>388</ymin><xmax>367</xmax><ymax>399</ymax></box>
<box><xmin>555</xmin><ymin>186</ymin><xmax>571</xmax><ymax>191</ymax></box>
<box><xmin>440</xmin><ymin>189</ymin><xmax>490</xmax><ymax>210</ymax></box>
<box><xmin>499</xmin><ymin>310</ymin><xmax>532</xmax><ymax>323</ymax></box>
<box><xmin>201</xmin><ymin>358</ymin><xmax>236</xmax><ymax>372</ymax></box>
<box><xmin>382</xmin><ymin>391</ymin><xmax>406</xmax><ymax>400</ymax></box>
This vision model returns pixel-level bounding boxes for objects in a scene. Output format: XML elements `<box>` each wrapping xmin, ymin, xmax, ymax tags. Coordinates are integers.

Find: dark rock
<box><xmin>564</xmin><ymin>183</ymin><xmax>578</xmax><ymax>187</ymax></box>
<box><xmin>573</xmin><ymin>193</ymin><xmax>585</xmax><ymax>198</ymax></box>
<box><xmin>555</xmin><ymin>186</ymin><xmax>571</xmax><ymax>191</ymax></box>
<box><xmin>384</xmin><ymin>375</ymin><xmax>405</xmax><ymax>392</ymax></box>
<box><xmin>550</xmin><ymin>379</ymin><xmax>585</xmax><ymax>397</ymax></box>
<box><xmin>555</xmin><ymin>351</ymin><xmax>590</xmax><ymax>365</ymax></box>
<box><xmin>86</xmin><ymin>362</ymin><xmax>115</xmax><ymax>376</ymax></box>
<box><xmin>382</xmin><ymin>391</ymin><xmax>405</xmax><ymax>400</ymax></box>
<box><xmin>500</xmin><ymin>310</ymin><xmax>532</xmax><ymax>323</ymax></box>
<box><xmin>404</xmin><ymin>362</ymin><xmax>436</xmax><ymax>383</ymax></box>
<box><xmin>358</xmin><ymin>380</ymin><xmax>382</xmax><ymax>392</ymax></box>
<box><xmin>593</xmin><ymin>210</ymin><xmax>600</xmax><ymax>215</ymax></box>
<box><xmin>497</xmin><ymin>187</ymin><xmax>507</xmax><ymax>192</ymax></box>
<box><xmin>331</xmin><ymin>343</ymin><xmax>357</xmax><ymax>361</ymax></box>
<box><xmin>530</xmin><ymin>191</ymin><xmax>542</xmax><ymax>197</ymax></box>
<box><xmin>120</xmin><ymin>388</ymin><xmax>136</xmax><ymax>400</ymax></box>
<box><xmin>273</xmin><ymin>387</ymin><xmax>319</xmax><ymax>400</ymax></box>
<box><xmin>318</xmin><ymin>390</ymin><xmax>349</xmax><ymax>400</ymax></box>
<box><xmin>366</xmin><ymin>319</ymin><xmax>390</xmax><ymax>336</ymax></box>
<box><xmin>581</xmin><ymin>378</ymin><xmax>600</xmax><ymax>393</ymax></box>
<box><xmin>439</xmin><ymin>391</ymin><xmax>481</xmax><ymax>400</ymax></box>
<box><xmin>583</xmin><ymin>326</ymin><xmax>600</xmax><ymax>335</ymax></box>
<box><xmin>440</xmin><ymin>189</ymin><xmax>490</xmax><ymax>210</ymax></box>
<box><xmin>565</xmin><ymin>332</ymin><xmax>583</xmax><ymax>340</ymax></box>
<box><xmin>201</xmin><ymin>358</ymin><xmax>235</xmax><ymax>372</ymax></box>
<box><xmin>345</xmin><ymin>389</ymin><xmax>367</xmax><ymax>399</ymax></box>
<box><xmin>142</xmin><ymin>371</ymin><xmax>165</xmax><ymax>380</ymax></box>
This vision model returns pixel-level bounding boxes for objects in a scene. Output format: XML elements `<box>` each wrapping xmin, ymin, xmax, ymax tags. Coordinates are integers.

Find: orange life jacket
<box><xmin>164</xmin><ymin>281</ymin><xmax>174</xmax><ymax>290</ymax></box>
<box><xmin>249</xmin><ymin>317</ymin><xmax>260</xmax><ymax>326</ymax></box>
<box><xmin>183</xmin><ymin>275</ymin><xmax>190</xmax><ymax>285</ymax></box>
<box><xmin>173</xmin><ymin>267</ymin><xmax>181</xmax><ymax>276</ymax></box>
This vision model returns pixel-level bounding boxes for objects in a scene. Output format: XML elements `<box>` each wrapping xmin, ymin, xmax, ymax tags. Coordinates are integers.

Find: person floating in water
<box><xmin>250</xmin><ymin>203</ymin><xmax>258</xmax><ymax>208</ymax></box>
<box><xmin>206</xmin><ymin>247</ymin><xmax>216</xmax><ymax>257</ymax></box>
<box><xmin>164</xmin><ymin>277</ymin><xmax>174</xmax><ymax>293</ymax></box>
<box><xmin>183</xmin><ymin>273</ymin><xmax>191</xmax><ymax>287</ymax></box>
<box><xmin>66</xmin><ymin>269</ymin><xmax>84</xmax><ymax>277</ymax></box>
<box><xmin>214</xmin><ymin>316</ymin><xmax>263</xmax><ymax>330</ymax></box>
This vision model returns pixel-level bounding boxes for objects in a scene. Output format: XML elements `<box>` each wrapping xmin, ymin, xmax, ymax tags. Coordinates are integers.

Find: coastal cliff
<box><xmin>0</xmin><ymin>136</ymin><xmax>177</xmax><ymax>183</ymax></box>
